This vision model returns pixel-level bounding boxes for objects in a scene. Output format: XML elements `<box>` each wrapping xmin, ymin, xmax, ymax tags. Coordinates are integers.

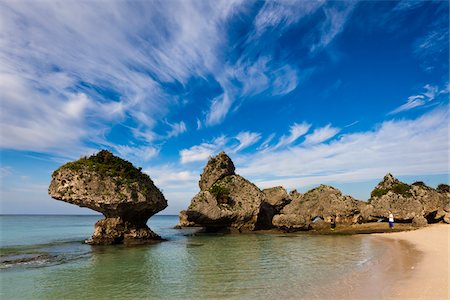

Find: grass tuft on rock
<box><xmin>52</xmin><ymin>150</ymin><xmax>149</xmax><ymax>192</ymax></box>
<box><xmin>370</xmin><ymin>182</ymin><xmax>412</xmax><ymax>200</ymax></box>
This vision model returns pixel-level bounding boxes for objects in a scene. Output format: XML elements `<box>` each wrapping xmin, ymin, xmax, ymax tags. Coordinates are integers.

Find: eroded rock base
<box><xmin>86</xmin><ymin>217</ymin><xmax>162</xmax><ymax>245</ymax></box>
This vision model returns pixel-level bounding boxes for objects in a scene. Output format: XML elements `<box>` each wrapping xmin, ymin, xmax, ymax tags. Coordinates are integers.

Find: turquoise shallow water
<box><xmin>0</xmin><ymin>215</ymin><xmax>387</xmax><ymax>299</ymax></box>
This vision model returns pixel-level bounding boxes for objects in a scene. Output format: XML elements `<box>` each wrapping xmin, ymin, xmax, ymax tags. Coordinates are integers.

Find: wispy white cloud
<box><xmin>166</xmin><ymin>121</ymin><xmax>187</xmax><ymax>138</ymax></box>
<box><xmin>310</xmin><ymin>2</ymin><xmax>356</xmax><ymax>53</ymax></box>
<box><xmin>253</xmin><ymin>0</ymin><xmax>325</xmax><ymax>37</ymax></box>
<box><xmin>0</xmin><ymin>0</ymin><xmax>243</xmax><ymax>155</ymax></box>
<box><xmin>257</xmin><ymin>133</ymin><xmax>276</xmax><ymax>150</ymax></box>
<box><xmin>180</xmin><ymin>135</ymin><xmax>228</xmax><ymax>164</ymax></box>
<box><xmin>238</xmin><ymin>106</ymin><xmax>449</xmax><ymax>191</ymax></box>
<box><xmin>413</xmin><ymin>8</ymin><xmax>448</xmax><ymax>71</ymax></box>
<box><xmin>389</xmin><ymin>84</ymin><xmax>448</xmax><ymax>115</ymax></box>
<box><xmin>113</xmin><ymin>145</ymin><xmax>160</xmax><ymax>164</ymax></box>
<box><xmin>205</xmin><ymin>93</ymin><xmax>233</xmax><ymax>126</ymax></box>
<box><xmin>273</xmin><ymin>122</ymin><xmax>311</xmax><ymax>149</ymax></box>
<box><xmin>303</xmin><ymin>125</ymin><xmax>340</xmax><ymax>145</ymax></box>
<box><xmin>233</xmin><ymin>131</ymin><xmax>261</xmax><ymax>153</ymax></box>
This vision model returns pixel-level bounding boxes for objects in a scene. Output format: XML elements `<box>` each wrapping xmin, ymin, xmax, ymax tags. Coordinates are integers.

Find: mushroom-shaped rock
<box><xmin>48</xmin><ymin>150</ymin><xmax>167</xmax><ymax>245</ymax></box>
<box><xmin>199</xmin><ymin>151</ymin><xmax>235</xmax><ymax>191</ymax></box>
<box><xmin>273</xmin><ymin>185</ymin><xmax>363</xmax><ymax>230</ymax></box>
<box><xmin>187</xmin><ymin>175</ymin><xmax>265</xmax><ymax>231</ymax></box>
<box><xmin>369</xmin><ymin>174</ymin><xmax>449</xmax><ymax>223</ymax></box>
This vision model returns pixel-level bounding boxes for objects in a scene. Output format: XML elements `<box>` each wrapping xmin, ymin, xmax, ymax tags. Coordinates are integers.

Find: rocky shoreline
<box><xmin>180</xmin><ymin>152</ymin><xmax>450</xmax><ymax>233</ymax></box>
<box><xmin>48</xmin><ymin>150</ymin><xmax>449</xmax><ymax>244</ymax></box>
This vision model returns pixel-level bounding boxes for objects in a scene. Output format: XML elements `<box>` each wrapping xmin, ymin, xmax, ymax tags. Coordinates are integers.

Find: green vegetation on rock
<box><xmin>436</xmin><ymin>184</ymin><xmax>450</xmax><ymax>193</ymax></box>
<box><xmin>412</xmin><ymin>181</ymin><xmax>426</xmax><ymax>187</ymax></box>
<box><xmin>209</xmin><ymin>184</ymin><xmax>230</xmax><ymax>201</ymax></box>
<box><xmin>52</xmin><ymin>150</ymin><xmax>148</xmax><ymax>192</ymax></box>
<box><xmin>370</xmin><ymin>182</ymin><xmax>412</xmax><ymax>199</ymax></box>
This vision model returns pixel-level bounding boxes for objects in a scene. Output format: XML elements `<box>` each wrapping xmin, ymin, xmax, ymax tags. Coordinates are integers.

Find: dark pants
<box><xmin>389</xmin><ymin>221</ymin><xmax>394</xmax><ymax>228</ymax></box>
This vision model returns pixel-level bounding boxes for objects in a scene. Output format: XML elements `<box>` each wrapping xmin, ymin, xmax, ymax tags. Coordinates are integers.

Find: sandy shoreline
<box><xmin>377</xmin><ymin>224</ymin><xmax>449</xmax><ymax>300</ymax></box>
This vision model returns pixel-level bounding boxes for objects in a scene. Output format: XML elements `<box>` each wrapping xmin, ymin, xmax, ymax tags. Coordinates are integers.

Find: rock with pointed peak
<box><xmin>49</xmin><ymin>150</ymin><xmax>167</xmax><ymax>245</ymax></box>
<box><xmin>198</xmin><ymin>151</ymin><xmax>235</xmax><ymax>191</ymax></box>
<box><xmin>185</xmin><ymin>152</ymin><xmax>267</xmax><ymax>232</ymax></box>
<box><xmin>369</xmin><ymin>173</ymin><xmax>449</xmax><ymax>224</ymax></box>
<box><xmin>187</xmin><ymin>175</ymin><xmax>265</xmax><ymax>231</ymax></box>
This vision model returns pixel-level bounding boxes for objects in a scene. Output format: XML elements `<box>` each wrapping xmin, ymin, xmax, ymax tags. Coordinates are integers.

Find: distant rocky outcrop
<box><xmin>49</xmin><ymin>150</ymin><xmax>167</xmax><ymax>245</ymax></box>
<box><xmin>185</xmin><ymin>152</ymin><xmax>266</xmax><ymax>232</ymax></box>
<box><xmin>175</xmin><ymin>210</ymin><xmax>197</xmax><ymax>228</ymax></box>
<box><xmin>369</xmin><ymin>174</ymin><xmax>449</xmax><ymax>225</ymax></box>
<box><xmin>181</xmin><ymin>152</ymin><xmax>449</xmax><ymax>232</ymax></box>
<box><xmin>272</xmin><ymin>185</ymin><xmax>363</xmax><ymax>231</ymax></box>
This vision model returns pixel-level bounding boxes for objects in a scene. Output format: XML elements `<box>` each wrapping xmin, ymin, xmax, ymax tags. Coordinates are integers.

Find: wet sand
<box><xmin>378</xmin><ymin>224</ymin><xmax>449</xmax><ymax>300</ymax></box>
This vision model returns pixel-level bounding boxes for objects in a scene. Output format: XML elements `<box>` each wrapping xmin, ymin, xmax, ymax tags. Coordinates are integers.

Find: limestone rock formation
<box><xmin>369</xmin><ymin>174</ymin><xmax>449</xmax><ymax>225</ymax></box>
<box><xmin>272</xmin><ymin>214</ymin><xmax>311</xmax><ymax>231</ymax></box>
<box><xmin>49</xmin><ymin>150</ymin><xmax>167</xmax><ymax>245</ymax></box>
<box><xmin>256</xmin><ymin>186</ymin><xmax>292</xmax><ymax>229</ymax></box>
<box><xmin>198</xmin><ymin>151</ymin><xmax>235</xmax><ymax>191</ymax></box>
<box><xmin>262</xmin><ymin>186</ymin><xmax>291</xmax><ymax>211</ymax></box>
<box><xmin>175</xmin><ymin>210</ymin><xmax>197</xmax><ymax>228</ymax></box>
<box><xmin>187</xmin><ymin>175</ymin><xmax>265</xmax><ymax>231</ymax></box>
<box><xmin>273</xmin><ymin>185</ymin><xmax>363</xmax><ymax>231</ymax></box>
<box><xmin>412</xmin><ymin>215</ymin><xmax>428</xmax><ymax>227</ymax></box>
<box><xmin>185</xmin><ymin>152</ymin><xmax>266</xmax><ymax>231</ymax></box>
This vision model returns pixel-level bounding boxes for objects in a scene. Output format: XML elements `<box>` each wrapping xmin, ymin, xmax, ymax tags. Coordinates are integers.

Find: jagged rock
<box><xmin>175</xmin><ymin>210</ymin><xmax>197</xmax><ymax>228</ymax></box>
<box><xmin>436</xmin><ymin>184</ymin><xmax>450</xmax><ymax>194</ymax></box>
<box><xmin>48</xmin><ymin>150</ymin><xmax>167</xmax><ymax>245</ymax></box>
<box><xmin>369</xmin><ymin>174</ymin><xmax>449</xmax><ymax>223</ymax></box>
<box><xmin>262</xmin><ymin>186</ymin><xmax>291</xmax><ymax>211</ymax></box>
<box><xmin>186</xmin><ymin>174</ymin><xmax>265</xmax><ymax>231</ymax></box>
<box><xmin>185</xmin><ymin>152</ymin><xmax>266</xmax><ymax>232</ymax></box>
<box><xmin>272</xmin><ymin>185</ymin><xmax>363</xmax><ymax>231</ymax></box>
<box><xmin>444</xmin><ymin>213</ymin><xmax>450</xmax><ymax>224</ymax></box>
<box><xmin>412</xmin><ymin>215</ymin><xmax>428</xmax><ymax>227</ymax></box>
<box><xmin>198</xmin><ymin>151</ymin><xmax>235</xmax><ymax>191</ymax></box>
<box><xmin>256</xmin><ymin>186</ymin><xmax>292</xmax><ymax>230</ymax></box>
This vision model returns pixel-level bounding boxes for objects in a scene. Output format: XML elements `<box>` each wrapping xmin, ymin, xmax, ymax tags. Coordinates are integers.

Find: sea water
<box><xmin>0</xmin><ymin>215</ymin><xmax>389</xmax><ymax>299</ymax></box>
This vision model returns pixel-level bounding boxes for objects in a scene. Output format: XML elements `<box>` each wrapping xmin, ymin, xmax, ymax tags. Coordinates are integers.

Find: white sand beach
<box><xmin>379</xmin><ymin>224</ymin><xmax>449</xmax><ymax>300</ymax></box>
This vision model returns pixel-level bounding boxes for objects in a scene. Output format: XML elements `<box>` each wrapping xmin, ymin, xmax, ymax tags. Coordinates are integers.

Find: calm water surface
<box><xmin>0</xmin><ymin>215</ymin><xmax>387</xmax><ymax>299</ymax></box>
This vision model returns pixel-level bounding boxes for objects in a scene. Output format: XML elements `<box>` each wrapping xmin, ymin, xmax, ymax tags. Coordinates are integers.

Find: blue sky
<box><xmin>0</xmin><ymin>0</ymin><xmax>448</xmax><ymax>215</ymax></box>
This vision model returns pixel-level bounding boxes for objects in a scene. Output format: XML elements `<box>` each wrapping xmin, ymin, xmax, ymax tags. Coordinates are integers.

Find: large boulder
<box><xmin>186</xmin><ymin>174</ymin><xmax>265</xmax><ymax>232</ymax></box>
<box><xmin>273</xmin><ymin>185</ymin><xmax>363</xmax><ymax>231</ymax></box>
<box><xmin>369</xmin><ymin>174</ymin><xmax>449</xmax><ymax>223</ymax></box>
<box><xmin>185</xmin><ymin>152</ymin><xmax>266</xmax><ymax>232</ymax></box>
<box><xmin>412</xmin><ymin>215</ymin><xmax>428</xmax><ymax>227</ymax></box>
<box><xmin>49</xmin><ymin>150</ymin><xmax>167</xmax><ymax>245</ymax></box>
<box><xmin>198</xmin><ymin>151</ymin><xmax>235</xmax><ymax>191</ymax></box>
<box><xmin>256</xmin><ymin>186</ymin><xmax>292</xmax><ymax>230</ymax></box>
<box><xmin>272</xmin><ymin>214</ymin><xmax>311</xmax><ymax>231</ymax></box>
<box><xmin>262</xmin><ymin>186</ymin><xmax>291</xmax><ymax>211</ymax></box>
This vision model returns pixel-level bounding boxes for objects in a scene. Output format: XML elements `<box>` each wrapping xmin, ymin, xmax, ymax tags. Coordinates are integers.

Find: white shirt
<box><xmin>389</xmin><ymin>213</ymin><xmax>394</xmax><ymax>222</ymax></box>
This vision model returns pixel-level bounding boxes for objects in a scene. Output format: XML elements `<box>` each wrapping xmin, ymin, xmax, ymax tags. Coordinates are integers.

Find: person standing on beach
<box><xmin>388</xmin><ymin>211</ymin><xmax>394</xmax><ymax>229</ymax></box>
<box><xmin>330</xmin><ymin>215</ymin><xmax>336</xmax><ymax>231</ymax></box>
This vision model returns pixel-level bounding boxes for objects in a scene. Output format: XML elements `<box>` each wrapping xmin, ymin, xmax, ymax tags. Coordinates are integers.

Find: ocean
<box><xmin>0</xmin><ymin>215</ymin><xmax>392</xmax><ymax>299</ymax></box>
